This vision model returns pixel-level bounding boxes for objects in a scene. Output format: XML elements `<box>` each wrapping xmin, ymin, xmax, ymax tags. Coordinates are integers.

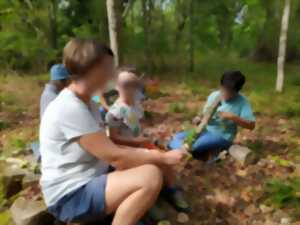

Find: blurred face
<box><xmin>220</xmin><ymin>86</ymin><xmax>237</xmax><ymax>101</ymax></box>
<box><xmin>118</xmin><ymin>79</ymin><xmax>141</xmax><ymax>100</ymax></box>
<box><xmin>53</xmin><ymin>78</ymin><xmax>70</xmax><ymax>91</ymax></box>
<box><xmin>87</xmin><ymin>55</ymin><xmax>115</xmax><ymax>92</ymax></box>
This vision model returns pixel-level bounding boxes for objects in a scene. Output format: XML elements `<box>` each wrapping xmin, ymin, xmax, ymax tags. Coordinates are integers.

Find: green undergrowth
<box><xmin>265</xmin><ymin>178</ymin><xmax>300</xmax><ymax>209</ymax></box>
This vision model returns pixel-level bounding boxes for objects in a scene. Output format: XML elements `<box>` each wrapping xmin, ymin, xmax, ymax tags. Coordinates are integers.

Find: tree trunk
<box><xmin>252</xmin><ymin>0</ymin><xmax>280</xmax><ymax>61</ymax></box>
<box><xmin>106</xmin><ymin>0</ymin><xmax>122</xmax><ymax>67</ymax></box>
<box><xmin>49</xmin><ymin>0</ymin><xmax>57</xmax><ymax>49</ymax></box>
<box><xmin>174</xmin><ymin>0</ymin><xmax>187</xmax><ymax>52</ymax></box>
<box><xmin>142</xmin><ymin>0</ymin><xmax>152</xmax><ymax>73</ymax></box>
<box><xmin>276</xmin><ymin>0</ymin><xmax>291</xmax><ymax>92</ymax></box>
<box><xmin>188</xmin><ymin>0</ymin><xmax>195</xmax><ymax>72</ymax></box>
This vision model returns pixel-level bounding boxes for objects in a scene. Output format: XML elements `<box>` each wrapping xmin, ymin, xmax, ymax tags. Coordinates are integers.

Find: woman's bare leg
<box><xmin>160</xmin><ymin>165</ymin><xmax>176</xmax><ymax>187</ymax></box>
<box><xmin>105</xmin><ymin>164</ymin><xmax>163</xmax><ymax>225</ymax></box>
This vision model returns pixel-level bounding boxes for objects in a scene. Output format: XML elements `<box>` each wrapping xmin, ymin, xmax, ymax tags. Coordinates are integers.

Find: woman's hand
<box><xmin>163</xmin><ymin>150</ymin><xmax>185</xmax><ymax>166</ymax></box>
<box><xmin>135</xmin><ymin>136</ymin><xmax>150</xmax><ymax>144</ymax></box>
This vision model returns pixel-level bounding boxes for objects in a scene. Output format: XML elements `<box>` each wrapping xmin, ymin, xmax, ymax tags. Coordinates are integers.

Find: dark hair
<box><xmin>63</xmin><ymin>38</ymin><xmax>113</xmax><ymax>79</ymax></box>
<box><xmin>220</xmin><ymin>70</ymin><xmax>246</xmax><ymax>92</ymax></box>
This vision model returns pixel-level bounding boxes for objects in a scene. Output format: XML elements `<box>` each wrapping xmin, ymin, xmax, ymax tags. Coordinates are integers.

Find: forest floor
<box><xmin>1</xmin><ymin>59</ymin><xmax>300</xmax><ymax>225</ymax></box>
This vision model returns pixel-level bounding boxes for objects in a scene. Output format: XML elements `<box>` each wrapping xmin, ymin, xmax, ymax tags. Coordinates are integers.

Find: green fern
<box><xmin>265</xmin><ymin>178</ymin><xmax>300</xmax><ymax>209</ymax></box>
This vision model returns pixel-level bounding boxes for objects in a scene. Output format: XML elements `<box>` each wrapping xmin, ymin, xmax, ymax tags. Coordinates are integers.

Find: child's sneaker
<box><xmin>146</xmin><ymin>198</ymin><xmax>166</xmax><ymax>222</ymax></box>
<box><xmin>163</xmin><ymin>187</ymin><xmax>190</xmax><ymax>213</ymax></box>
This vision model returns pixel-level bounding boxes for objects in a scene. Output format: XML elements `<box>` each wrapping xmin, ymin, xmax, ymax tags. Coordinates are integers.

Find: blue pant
<box><xmin>168</xmin><ymin>130</ymin><xmax>232</xmax><ymax>157</ymax></box>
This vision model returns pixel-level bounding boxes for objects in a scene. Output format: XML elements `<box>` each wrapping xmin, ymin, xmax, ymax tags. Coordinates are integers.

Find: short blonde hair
<box><xmin>63</xmin><ymin>38</ymin><xmax>113</xmax><ymax>79</ymax></box>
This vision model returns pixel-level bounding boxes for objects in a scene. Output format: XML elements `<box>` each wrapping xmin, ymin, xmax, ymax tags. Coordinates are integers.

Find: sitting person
<box><xmin>40</xmin><ymin>64</ymin><xmax>70</xmax><ymax>118</ymax></box>
<box><xmin>39</xmin><ymin>38</ymin><xmax>184</xmax><ymax>225</ymax></box>
<box><xmin>169</xmin><ymin>70</ymin><xmax>256</xmax><ymax>158</ymax></box>
<box><xmin>106</xmin><ymin>68</ymin><xmax>190</xmax><ymax>213</ymax></box>
<box><xmin>105</xmin><ymin>68</ymin><xmax>146</xmax><ymax>147</ymax></box>
<box><xmin>93</xmin><ymin>66</ymin><xmax>145</xmax><ymax>122</ymax></box>
<box><xmin>32</xmin><ymin>64</ymin><xmax>70</xmax><ymax>161</ymax></box>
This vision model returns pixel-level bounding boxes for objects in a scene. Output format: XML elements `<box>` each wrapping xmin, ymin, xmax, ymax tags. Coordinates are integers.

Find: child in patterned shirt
<box><xmin>106</xmin><ymin>67</ymin><xmax>190</xmax><ymax>213</ymax></box>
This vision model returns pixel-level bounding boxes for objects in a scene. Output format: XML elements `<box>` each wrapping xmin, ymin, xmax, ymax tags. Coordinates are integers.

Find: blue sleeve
<box><xmin>92</xmin><ymin>95</ymin><xmax>100</xmax><ymax>103</ymax></box>
<box><xmin>203</xmin><ymin>91</ymin><xmax>220</xmax><ymax>114</ymax></box>
<box><xmin>240</xmin><ymin>99</ymin><xmax>255</xmax><ymax>121</ymax></box>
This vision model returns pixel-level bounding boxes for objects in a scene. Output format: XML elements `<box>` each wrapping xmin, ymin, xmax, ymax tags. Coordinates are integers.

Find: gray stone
<box><xmin>22</xmin><ymin>173</ymin><xmax>40</xmax><ymax>189</ymax></box>
<box><xmin>177</xmin><ymin>212</ymin><xmax>189</xmax><ymax>224</ymax></box>
<box><xmin>229</xmin><ymin>145</ymin><xmax>257</xmax><ymax>165</ymax></box>
<box><xmin>10</xmin><ymin>197</ymin><xmax>54</xmax><ymax>225</ymax></box>
<box><xmin>0</xmin><ymin>162</ymin><xmax>27</xmax><ymax>198</ymax></box>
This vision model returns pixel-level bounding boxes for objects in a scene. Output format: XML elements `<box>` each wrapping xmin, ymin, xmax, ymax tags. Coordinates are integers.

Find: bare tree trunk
<box><xmin>174</xmin><ymin>0</ymin><xmax>187</xmax><ymax>51</ymax></box>
<box><xmin>188</xmin><ymin>0</ymin><xmax>195</xmax><ymax>72</ymax></box>
<box><xmin>106</xmin><ymin>0</ymin><xmax>122</xmax><ymax>67</ymax></box>
<box><xmin>142</xmin><ymin>0</ymin><xmax>152</xmax><ymax>72</ymax></box>
<box><xmin>276</xmin><ymin>0</ymin><xmax>291</xmax><ymax>92</ymax></box>
<box><xmin>49</xmin><ymin>0</ymin><xmax>57</xmax><ymax>49</ymax></box>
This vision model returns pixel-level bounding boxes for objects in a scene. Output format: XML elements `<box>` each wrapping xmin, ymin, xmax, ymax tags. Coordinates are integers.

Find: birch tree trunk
<box><xmin>142</xmin><ymin>0</ymin><xmax>153</xmax><ymax>72</ymax></box>
<box><xmin>106</xmin><ymin>0</ymin><xmax>122</xmax><ymax>67</ymax></box>
<box><xmin>49</xmin><ymin>0</ymin><xmax>57</xmax><ymax>49</ymax></box>
<box><xmin>276</xmin><ymin>0</ymin><xmax>291</xmax><ymax>92</ymax></box>
<box><xmin>188</xmin><ymin>0</ymin><xmax>195</xmax><ymax>72</ymax></box>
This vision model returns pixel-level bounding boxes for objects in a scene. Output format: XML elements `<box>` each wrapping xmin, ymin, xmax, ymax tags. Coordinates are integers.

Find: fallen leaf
<box><xmin>177</xmin><ymin>212</ymin><xmax>189</xmax><ymax>224</ymax></box>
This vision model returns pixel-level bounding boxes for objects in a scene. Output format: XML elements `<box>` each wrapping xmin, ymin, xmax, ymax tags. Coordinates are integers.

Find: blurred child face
<box><xmin>88</xmin><ymin>55</ymin><xmax>115</xmax><ymax>92</ymax></box>
<box><xmin>118</xmin><ymin>79</ymin><xmax>141</xmax><ymax>100</ymax></box>
<box><xmin>220</xmin><ymin>86</ymin><xmax>237</xmax><ymax>101</ymax></box>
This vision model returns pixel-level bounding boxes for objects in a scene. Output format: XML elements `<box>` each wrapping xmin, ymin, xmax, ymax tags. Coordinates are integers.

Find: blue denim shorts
<box><xmin>48</xmin><ymin>174</ymin><xmax>107</xmax><ymax>223</ymax></box>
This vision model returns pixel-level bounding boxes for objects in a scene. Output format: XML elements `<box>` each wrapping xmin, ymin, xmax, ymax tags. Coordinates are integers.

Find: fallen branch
<box><xmin>184</xmin><ymin>94</ymin><xmax>222</xmax><ymax>151</ymax></box>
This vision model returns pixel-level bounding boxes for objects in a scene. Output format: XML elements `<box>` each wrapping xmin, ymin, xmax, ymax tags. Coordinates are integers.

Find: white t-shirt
<box><xmin>39</xmin><ymin>89</ymin><xmax>109</xmax><ymax>206</ymax></box>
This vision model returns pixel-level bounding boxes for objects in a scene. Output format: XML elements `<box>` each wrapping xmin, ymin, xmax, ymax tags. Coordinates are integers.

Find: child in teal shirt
<box><xmin>169</xmin><ymin>70</ymin><xmax>256</xmax><ymax>158</ymax></box>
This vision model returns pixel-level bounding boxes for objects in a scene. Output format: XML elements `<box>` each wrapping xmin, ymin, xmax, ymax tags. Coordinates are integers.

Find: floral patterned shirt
<box><xmin>105</xmin><ymin>100</ymin><xmax>144</xmax><ymax>138</ymax></box>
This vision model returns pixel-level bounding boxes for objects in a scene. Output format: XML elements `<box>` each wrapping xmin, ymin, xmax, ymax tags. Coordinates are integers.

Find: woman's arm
<box><xmin>219</xmin><ymin>111</ymin><xmax>255</xmax><ymax>130</ymax></box>
<box><xmin>78</xmin><ymin>131</ymin><xmax>183</xmax><ymax>170</ymax></box>
<box><xmin>109</xmin><ymin>127</ymin><xmax>149</xmax><ymax>147</ymax></box>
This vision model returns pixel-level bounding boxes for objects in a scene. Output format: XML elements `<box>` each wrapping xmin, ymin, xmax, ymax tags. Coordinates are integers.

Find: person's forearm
<box><xmin>231</xmin><ymin>116</ymin><xmax>255</xmax><ymax>130</ymax></box>
<box><xmin>79</xmin><ymin>132</ymin><xmax>167</xmax><ymax>170</ymax></box>
<box><xmin>110</xmin><ymin>136</ymin><xmax>142</xmax><ymax>147</ymax></box>
<box><xmin>111</xmin><ymin>147</ymin><xmax>165</xmax><ymax>170</ymax></box>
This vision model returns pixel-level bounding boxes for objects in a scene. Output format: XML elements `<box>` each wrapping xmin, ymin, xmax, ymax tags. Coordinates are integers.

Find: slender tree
<box><xmin>142</xmin><ymin>0</ymin><xmax>152</xmax><ymax>72</ymax></box>
<box><xmin>174</xmin><ymin>0</ymin><xmax>188</xmax><ymax>52</ymax></box>
<box><xmin>188</xmin><ymin>0</ymin><xmax>195</xmax><ymax>72</ymax></box>
<box><xmin>276</xmin><ymin>0</ymin><xmax>291</xmax><ymax>92</ymax></box>
<box><xmin>106</xmin><ymin>0</ymin><xmax>122</xmax><ymax>66</ymax></box>
<box><xmin>49</xmin><ymin>0</ymin><xmax>57</xmax><ymax>49</ymax></box>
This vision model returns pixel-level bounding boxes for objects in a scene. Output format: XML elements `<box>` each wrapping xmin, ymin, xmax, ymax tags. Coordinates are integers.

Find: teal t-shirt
<box><xmin>203</xmin><ymin>90</ymin><xmax>255</xmax><ymax>141</ymax></box>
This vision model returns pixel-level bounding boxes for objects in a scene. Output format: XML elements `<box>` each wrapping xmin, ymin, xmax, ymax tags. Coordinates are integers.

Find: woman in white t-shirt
<box><xmin>39</xmin><ymin>38</ymin><xmax>184</xmax><ymax>225</ymax></box>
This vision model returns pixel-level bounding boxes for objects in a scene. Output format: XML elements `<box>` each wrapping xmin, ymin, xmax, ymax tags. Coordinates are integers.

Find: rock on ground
<box><xmin>10</xmin><ymin>197</ymin><xmax>54</xmax><ymax>225</ymax></box>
